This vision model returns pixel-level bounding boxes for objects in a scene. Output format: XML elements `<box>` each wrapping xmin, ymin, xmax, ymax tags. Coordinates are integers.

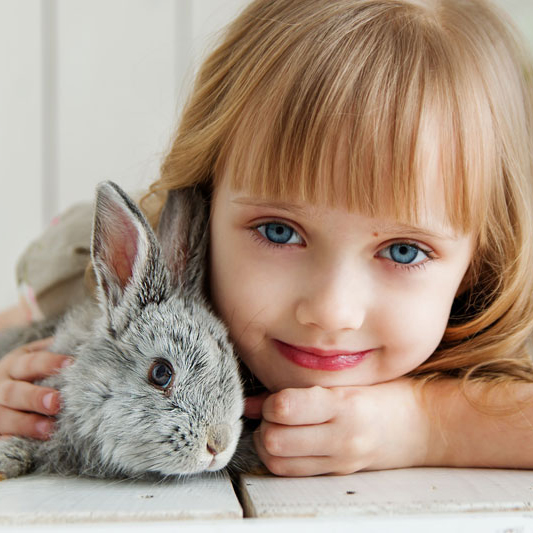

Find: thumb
<box><xmin>244</xmin><ymin>392</ymin><xmax>269</xmax><ymax>419</ymax></box>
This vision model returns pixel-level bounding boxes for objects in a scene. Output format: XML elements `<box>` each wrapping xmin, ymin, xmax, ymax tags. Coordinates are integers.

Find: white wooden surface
<box><xmin>2</xmin><ymin>470</ymin><xmax>533</xmax><ymax>531</ymax></box>
<box><xmin>1</xmin><ymin>469</ymin><xmax>533</xmax><ymax>529</ymax></box>
<box><xmin>240</xmin><ymin>467</ymin><xmax>533</xmax><ymax>518</ymax></box>
<box><xmin>3</xmin><ymin>514</ymin><xmax>533</xmax><ymax>533</ymax></box>
<box><xmin>0</xmin><ymin>472</ymin><xmax>242</xmax><ymax>524</ymax></box>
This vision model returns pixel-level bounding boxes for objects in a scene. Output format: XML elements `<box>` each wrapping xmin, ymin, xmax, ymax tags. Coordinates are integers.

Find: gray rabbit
<box><xmin>0</xmin><ymin>181</ymin><xmax>246</xmax><ymax>480</ymax></box>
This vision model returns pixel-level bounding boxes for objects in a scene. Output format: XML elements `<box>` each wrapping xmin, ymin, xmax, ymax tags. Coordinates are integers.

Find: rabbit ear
<box><xmin>157</xmin><ymin>187</ymin><xmax>209</xmax><ymax>300</ymax></box>
<box><xmin>91</xmin><ymin>181</ymin><xmax>170</xmax><ymax>332</ymax></box>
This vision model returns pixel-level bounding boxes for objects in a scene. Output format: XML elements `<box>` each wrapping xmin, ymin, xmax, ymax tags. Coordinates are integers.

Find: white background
<box><xmin>1</xmin><ymin>0</ymin><xmax>533</xmax><ymax>309</ymax></box>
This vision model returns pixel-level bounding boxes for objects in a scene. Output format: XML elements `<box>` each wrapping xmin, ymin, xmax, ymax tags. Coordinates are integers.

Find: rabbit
<box><xmin>0</xmin><ymin>181</ymin><xmax>246</xmax><ymax>480</ymax></box>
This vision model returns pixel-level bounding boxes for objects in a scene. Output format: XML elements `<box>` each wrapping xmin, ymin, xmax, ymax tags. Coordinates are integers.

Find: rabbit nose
<box><xmin>206</xmin><ymin>424</ymin><xmax>231</xmax><ymax>456</ymax></box>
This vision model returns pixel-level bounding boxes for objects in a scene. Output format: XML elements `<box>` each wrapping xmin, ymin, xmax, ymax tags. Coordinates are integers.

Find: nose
<box><xmin>206</xmin><ymin>424</ymin><xmax>232</xmax><ymax>456</ymax></box>
<box><xmin>295</xmin><ymin>259</ymin><xmax>369</xmax><ymax>332</ymax></box>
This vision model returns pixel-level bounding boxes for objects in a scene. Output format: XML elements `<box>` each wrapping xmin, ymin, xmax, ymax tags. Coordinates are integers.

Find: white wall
<box><xmin>0</xmin><ymin>0</ymin><xmax>250</xmax><ymax>309</ymax></box>
<box><xmin>1</xmin><ymin>0</ymin><xmax>532</xmax><ymax>310</ymax></box>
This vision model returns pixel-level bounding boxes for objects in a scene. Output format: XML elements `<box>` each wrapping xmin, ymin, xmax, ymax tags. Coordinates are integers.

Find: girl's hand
<box><xmin>246</xmin><ymin>379</ymin><xmax>431</xmax><ymax>476</ymax></box>
<box><xmin>0</xmin><ymin>338</ymin><xmax>72</xmax><ymax>439</ymax></box>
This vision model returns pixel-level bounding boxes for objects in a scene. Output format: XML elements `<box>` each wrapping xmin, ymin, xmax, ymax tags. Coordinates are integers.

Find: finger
<box><xmin>0</xmin><ymin>380</ymin><xmax>61</xmax><ymax>415</ymax></box>
<box><xmin>262</xmin><ymin>386</ymin><xmax>337</xmax><ymax>425</ymax></box>
<box><xmin>6</xmin><ymin>350</ymin><xmax>73</xmax><ymax>382</ymax></box>
<box><xmin>0</xmin><ymin>406</ymin><xmax>55</xmax><ymax>440</ymax></box>
<box><xmin>257</xmin><ymin>419</ymin><xmax>336</xmax><ymax>458</ymax></box>
<box><xmin>19</xmin><ymin>337</ymin><xmax>55</xmax><ymax>352</ymax></box>
<box><xmin>253</xmin><ymin>431</ymin><xmax>344</xmax><ymax>477</ymax></box>
<box><xmin>260</xmin><ymin>455</ymin><xmax>353</xmax><ymax>477</ymax></box>
<box><xmin>244</xmin><ymin>392</ymin><xmax>269</xmax><ymax>419</ymax></box>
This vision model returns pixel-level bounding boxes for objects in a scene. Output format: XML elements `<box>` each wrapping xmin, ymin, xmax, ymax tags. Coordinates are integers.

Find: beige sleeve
<box><xmin>16</xmin><ymin>202</ymin><xmax>94</xmax><ymax>320</ymax></box>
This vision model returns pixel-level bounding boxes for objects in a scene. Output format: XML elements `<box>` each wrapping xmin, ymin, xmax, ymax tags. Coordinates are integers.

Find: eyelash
<box><xmin>249</xmin><ymin>221</ymin><xmax>435</xmax><ymax>271</ymax></box>
<box><xmin>377</xmin><ymin>241</ymin><xmax>435</xmax><ymax>272</ymax></box>
<box><xmin>249</xmin><ymin>221</ymin><xmax>305</xmax><ymax>249</ymax></box>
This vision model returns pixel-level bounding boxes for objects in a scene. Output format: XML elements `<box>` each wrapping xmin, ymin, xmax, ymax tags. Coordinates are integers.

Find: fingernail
<box><xmin>61</xmin><ymin>358</ymin><xmax>74</xmax><ymax>367</ymax></box>
<box><xmin>42</xmin><ymin>392</ymin><xmax>54</xmax><ymax>410</ymax></box>
<box><xmin>35</xmin><ymin>420</ymin><xmax>53</xmax><ymax>438</ymax></box>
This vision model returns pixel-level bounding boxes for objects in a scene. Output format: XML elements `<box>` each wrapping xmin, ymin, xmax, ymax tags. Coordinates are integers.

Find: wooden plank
<box><xmin>55</xmin><ymin>0</ymin><xmax>180</xmax><ymax>210</ymax></box>
<box><xmin>0</xmin><ymin>0</ymin><xmax>43</xmax><ymax>309</ymax></box>
<box><xmin>0</xmin><ymin>472</ymin><xmax>242</xmax><ymax>524</ymax></box>
<box><xmin>240</xmin><ymin>467</ymin><xmax>533</xmax><ymax>518</ymax></box>
<box><xmin>4</xmin><ymin>513</ymin><xmax>533</xmax><ymax>533</ymax></box>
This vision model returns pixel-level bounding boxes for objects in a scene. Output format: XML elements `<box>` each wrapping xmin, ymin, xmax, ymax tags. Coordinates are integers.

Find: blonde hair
<box><xmin>148</xmin><ymin>0</ymin><xmax>533</xmax><ymax>384</ymax></box>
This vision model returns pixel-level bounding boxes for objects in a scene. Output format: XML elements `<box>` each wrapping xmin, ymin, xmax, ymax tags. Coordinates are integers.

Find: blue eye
<box><xmin>256</xmin><ymin>222</ymin><xmax>303</xmax><ymax>245</ymax></box>
<box><xmin>379</xmin><ymin>243</ymin><xmax>429</xmax><ymax>265</ymax></box>
<box><xmin>149</xmin><ymin>359</ymin><xmax>174</xmax><ymax>389</ymax></box>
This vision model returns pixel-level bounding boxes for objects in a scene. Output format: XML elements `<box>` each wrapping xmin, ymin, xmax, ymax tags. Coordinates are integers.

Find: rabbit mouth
<box><xmin>155</xmin><ymin>443</ymin><xmax>237</xmax><ymax>475</ymax></box>
<box><xmin>205</xmin><ymin>451</ymin><xmax>233</xmax><ymax>472</ymax></box>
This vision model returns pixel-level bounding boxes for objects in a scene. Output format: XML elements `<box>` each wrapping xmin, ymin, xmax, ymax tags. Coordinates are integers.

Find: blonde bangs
<box><xmin>215</xmin><ymin>0</ymin><xmax>498</xmax><ymax>241</ymax></box>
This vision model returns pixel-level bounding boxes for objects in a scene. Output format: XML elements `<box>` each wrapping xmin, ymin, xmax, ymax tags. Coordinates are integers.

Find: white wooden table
<box><xmin>1</xmin><ymin>468</ymin><xmax>533</xmax><ymax>531</ymax></box>
<box><xmin>240</xmin><ymin>467</ymin><xmax>533</xmax><ymax>517</ymax></box>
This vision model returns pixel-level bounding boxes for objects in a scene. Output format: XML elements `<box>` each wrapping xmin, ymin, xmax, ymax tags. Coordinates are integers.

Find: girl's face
<box><xmin>209</xmin><ymin>176</ymin><xmax>473</xmax><ymax>392</ymax></box>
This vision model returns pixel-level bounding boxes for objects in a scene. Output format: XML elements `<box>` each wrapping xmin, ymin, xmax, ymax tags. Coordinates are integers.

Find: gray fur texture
<box><xmin>0</xmin><ymin>181</ymin><xmax>246</xmax><ymax>480</ymax></box>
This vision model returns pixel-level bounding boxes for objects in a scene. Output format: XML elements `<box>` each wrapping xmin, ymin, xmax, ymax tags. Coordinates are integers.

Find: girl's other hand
<box><xmin>249</xmin><ymin>379</ymin><xmax>430</xmax><ymax>476</ymax></box>
<box><xmin>0</xmin><ymin>338</ymin><xmax>72</xmax><ymax>439</ymax></box>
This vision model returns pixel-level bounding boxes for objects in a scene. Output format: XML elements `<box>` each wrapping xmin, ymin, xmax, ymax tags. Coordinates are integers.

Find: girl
<box><xmin>2</xmin><ymin>0</ymin><xmax>533</xmax><ymax>476</ymax></box>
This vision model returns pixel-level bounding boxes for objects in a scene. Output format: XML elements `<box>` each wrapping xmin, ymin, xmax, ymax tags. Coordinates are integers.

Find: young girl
<box><xmin>2</xmin><ymin>0</ymin><xmax>533</xmax><ymax>477</ymax></box>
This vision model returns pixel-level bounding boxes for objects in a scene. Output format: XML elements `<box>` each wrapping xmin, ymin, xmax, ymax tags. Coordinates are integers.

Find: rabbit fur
<box><xmin>0</xmin><ymin>181</ymin><xmax>247</xmax><ymax>480</ymax></box>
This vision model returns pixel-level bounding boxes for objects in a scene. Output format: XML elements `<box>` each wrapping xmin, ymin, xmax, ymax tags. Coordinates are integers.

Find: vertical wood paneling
<box><xmin>174</xmin><ymin>0</ymin><xmax>194</xmax><ymax>110</ymax></box>
<box><xmin>0</xmin><ymin>0</ymin><xmax>252</xmax><ymax>311</ymax></box>
<box><xmin>55</xmin><ymin>0</ymin><xmax>180</xmax><ymax>212</ymax></box>
<box><xmin>190</xmin><ymin>0</ymin><xmax>251</xmax><ymax>64</ymax></box>
<box><xmin>0</xmin><ymin>1</ymin><xmax>43</xmax><ymax>308</ymax></box>
<box><xmin>41</xmin><ymin>0</ymin><xmax>58</xmax><ymax>226</ymax></box>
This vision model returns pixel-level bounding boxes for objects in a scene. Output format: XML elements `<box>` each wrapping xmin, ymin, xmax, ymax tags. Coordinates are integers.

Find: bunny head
<box><xmin>59</xmin><ymin>181</ymin><xmax>244</xmax><ymax>478</ymax></box>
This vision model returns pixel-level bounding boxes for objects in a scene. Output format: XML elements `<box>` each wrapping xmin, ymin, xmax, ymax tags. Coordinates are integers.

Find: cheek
<box><xmin>378</xmin><ymin>280</ymin><xmax>458</xmax><ymax>370</ymax></box>
<box><xmin>209</xmin><ymin>228</ymin><xmax>272</xmax><ymax>346</ymax></box>
<box><xmin>209</xmin><ymin>259</ymin><xmax>273</xmax><ymax>377</ymax></box>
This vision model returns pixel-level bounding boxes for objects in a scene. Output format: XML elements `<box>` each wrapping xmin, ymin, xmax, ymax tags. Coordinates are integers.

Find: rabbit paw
<box><xmin>0</xmin><ymin>437</ymin><xmax>36</xmax><ymax>479</ymax></box>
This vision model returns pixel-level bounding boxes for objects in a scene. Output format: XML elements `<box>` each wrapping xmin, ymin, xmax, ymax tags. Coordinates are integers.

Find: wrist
<box><xmin>361</xmin><ymin>378</ymin><xmax>434</xmax><ymax>470</ymax></box>
<box><xmin>393</xmin><ymin>378</ymin><xmax>435</xmax><ymax>468</ymax></box>
<box><xmin>415</xmin><ymin>378</ymin><xmax>459</xmax><ymax>466</ymax></box>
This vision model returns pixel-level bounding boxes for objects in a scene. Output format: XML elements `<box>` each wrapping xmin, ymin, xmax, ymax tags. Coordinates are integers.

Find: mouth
<box><xmin>273</xmin><ymin>340</ymin><xmax>373</xmax><ymax>371</ymax></box>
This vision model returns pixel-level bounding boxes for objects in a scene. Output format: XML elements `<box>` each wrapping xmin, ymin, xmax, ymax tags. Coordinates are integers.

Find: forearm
<box><xmin>0</xmin><ymin>301</ymin><xmax>31</xmax><ymax>332</ymax></box>
<box><xmin>421</xmin><ymin>379</ymin><xmax>533</xmax><ymax>469</ymax></box>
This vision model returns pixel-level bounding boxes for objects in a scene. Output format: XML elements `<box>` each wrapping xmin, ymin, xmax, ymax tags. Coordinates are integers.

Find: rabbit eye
<box><xmin>148</xmin><ymin>359</ymin><xmax>174</xmax><ymax>390</ymax></box>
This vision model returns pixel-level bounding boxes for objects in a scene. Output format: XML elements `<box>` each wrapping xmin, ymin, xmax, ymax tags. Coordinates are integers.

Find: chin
<box><xmin>260</xmin><ymin>370</ymin><xmax>354</xmax><ymax>391</ymax></box>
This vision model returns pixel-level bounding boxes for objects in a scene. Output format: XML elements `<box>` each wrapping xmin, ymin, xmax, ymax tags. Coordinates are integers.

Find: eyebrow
<box><xmin>233</xmin><ymin>197</ymin><xmax>458</xmax><ymax>241</ymax></box>
<box><xmin>232</xmin><ymin>197</ymin><xmax>310</xmax><ymax>217</ymax></box>
<box><xmin>369</xmin><ymin>222</ymin><xmax>457</xmax><ymax>241</ymax></box>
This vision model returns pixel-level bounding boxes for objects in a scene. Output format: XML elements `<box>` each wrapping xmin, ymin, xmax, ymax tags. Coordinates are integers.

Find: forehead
<box><xmin>215</xmin><ymin>82</ymin><xmax>485</xmax><ymax>240</ymax></box>
<box><xmin>215</xmin><ymin>111</ymin><xmax>462</xmax><ymax>238</ymax></box>
<box><xmin>216</xmin><ymin>165</ymin><xmax>462</xmax><ymax>241</ymax></box>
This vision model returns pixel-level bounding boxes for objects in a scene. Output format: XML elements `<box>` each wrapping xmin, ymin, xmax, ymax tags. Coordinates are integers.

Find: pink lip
<box><xmin>273</xmin><ymin>340</ymin><xmax>373</xmax><ymax>371</ymax></box>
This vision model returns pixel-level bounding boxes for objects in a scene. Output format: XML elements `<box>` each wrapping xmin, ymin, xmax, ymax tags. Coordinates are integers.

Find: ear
<box><xmin>91</xmin><ymin>181</ymin><xmax>170</xmax><ymax>332</ymax></box>
<box><xmin>157</xmin><ymin>186</ymin><xmax>210</xmax><ymax>300</ymax></box>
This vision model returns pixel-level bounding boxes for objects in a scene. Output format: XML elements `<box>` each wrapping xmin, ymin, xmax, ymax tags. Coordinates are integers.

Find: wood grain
<box><xmin>240</xmin><ymin>467</ymin><xmax>533</xmax><ymax>518</ymax></box>
<box><xmin>0</xmin><ymin>472</ymin><xmax>242</xmax><ymax>524</ymax></box>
